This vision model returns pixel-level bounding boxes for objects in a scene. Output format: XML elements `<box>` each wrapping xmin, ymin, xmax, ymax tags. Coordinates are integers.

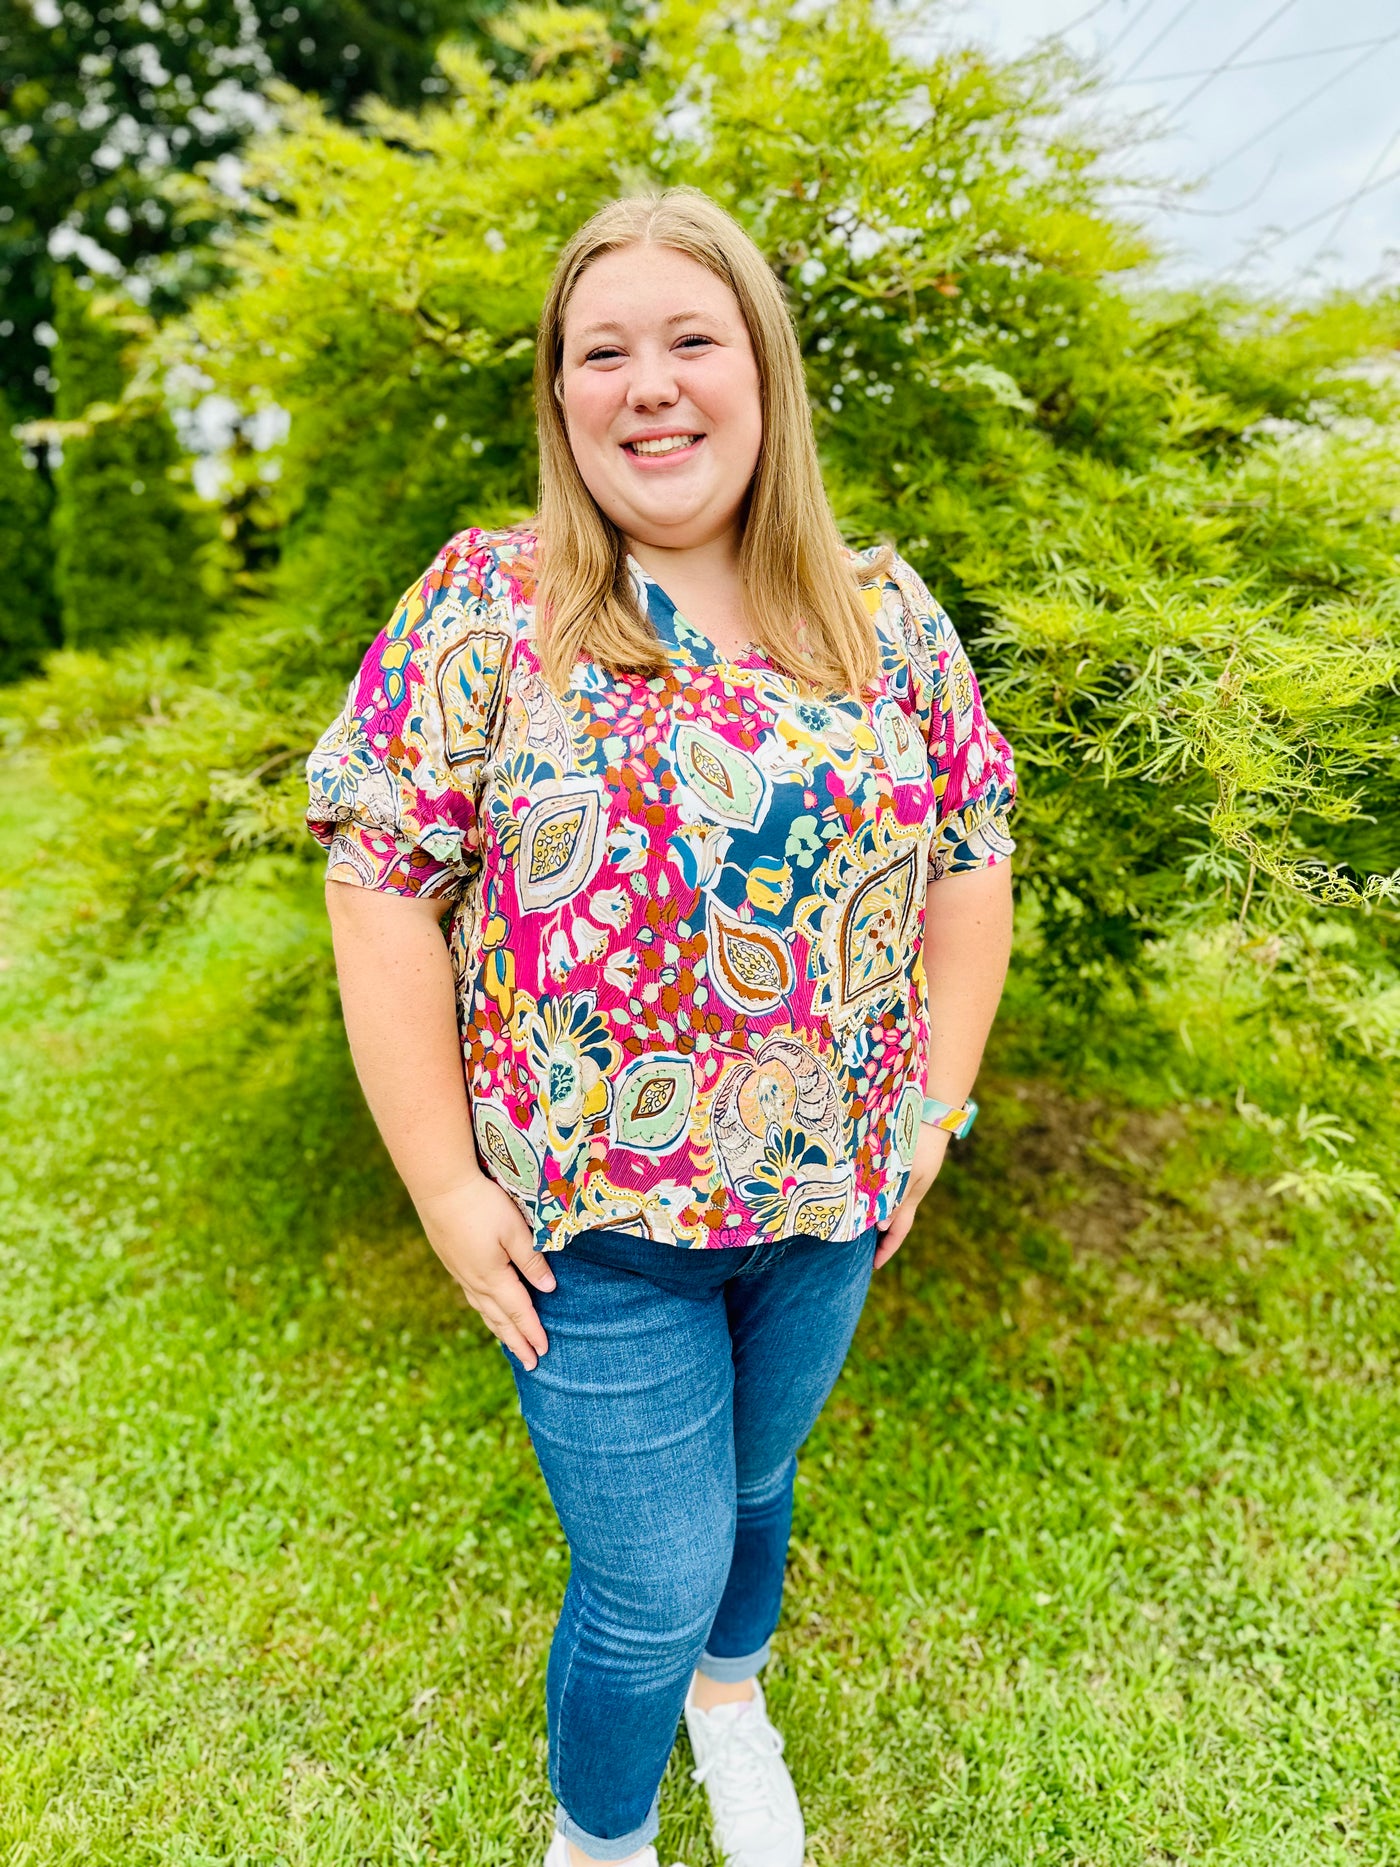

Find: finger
<box><xmin>477</xmin><ymin>1290</ymin><xmax>548</xmax><ymax>1364</ymax></box>
<box><xmin>454</xmin><ymin>1272</ymin><xmax>547</xmax><ymax>1361</ymax></box>
<box><xmin>485</xmin><ymin>1279</ymin><xmax>549</xmax><ymax>1359</ymax></box>
<box><xmin>484</xmin><ymin>1309</ymin><xmax>539</xmax><ymax>1371</ymax></box>
<box><xmin>873</xmin><ymin>1222</ymin><xmax>908</xmax><ymax>1270</ymax></box>
<box><xmin>506</xmin><ymin>1237</ymin><xmax>558</xmax><ymax>1293</ymax></box>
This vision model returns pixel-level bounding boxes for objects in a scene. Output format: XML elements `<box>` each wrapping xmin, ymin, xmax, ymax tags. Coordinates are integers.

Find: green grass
<box><xmin>2</xmin><ymin>749</ymin><xmax>1399</xmax><ymax>1865</ymax></box>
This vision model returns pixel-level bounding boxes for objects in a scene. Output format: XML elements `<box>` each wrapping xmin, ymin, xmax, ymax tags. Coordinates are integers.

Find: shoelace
<box><xmin>690</xmin><ymin>1711</ymin><xmax>789</xmax><ymax>1821</ymax></box>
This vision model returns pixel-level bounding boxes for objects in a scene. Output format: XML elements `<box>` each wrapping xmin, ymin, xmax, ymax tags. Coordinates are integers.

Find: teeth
<box><xmin>628</xmin><ymin>434</ymin><xmax>701</xmax><ymax>456</ymax></box>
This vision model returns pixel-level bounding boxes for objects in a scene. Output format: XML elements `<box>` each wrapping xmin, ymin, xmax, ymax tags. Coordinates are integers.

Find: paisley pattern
<box><xmin>306</xmin><ymin>526</ymin><xmax>1016</xmax><ymax>1251</ymax></box>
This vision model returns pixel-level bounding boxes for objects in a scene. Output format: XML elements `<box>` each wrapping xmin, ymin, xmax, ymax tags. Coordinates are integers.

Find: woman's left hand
<box><xmin>873</xmin><ymin>1124</ymin><xmax>951</xmax><ymax>1269</ymax></box>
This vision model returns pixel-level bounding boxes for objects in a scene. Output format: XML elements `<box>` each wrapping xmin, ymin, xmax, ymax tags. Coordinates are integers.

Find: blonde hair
<box><xmin>532</xmin><ymin>186</ymin><xmax>892</xmax><ymax>699</ymax></box>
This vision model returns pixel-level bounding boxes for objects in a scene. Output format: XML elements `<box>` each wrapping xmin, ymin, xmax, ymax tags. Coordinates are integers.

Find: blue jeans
<box><xmin>506</xmin><ymin>1223</ymin><xmax>879</xmax><ymax>1862</ymax></box>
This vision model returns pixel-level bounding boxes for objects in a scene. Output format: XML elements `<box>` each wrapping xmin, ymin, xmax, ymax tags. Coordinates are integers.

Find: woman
<box><xmin>306</xmin><ymin>187</ymin><xmax>1016</xmax><ymax>1867</ymax></box>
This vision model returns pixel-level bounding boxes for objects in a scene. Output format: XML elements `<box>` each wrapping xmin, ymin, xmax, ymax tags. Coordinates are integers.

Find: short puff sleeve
<box><xmin>890</xmin><ymin>552</ymin><xmax>1017</xmax><ymax>877</ymax></box>
<box><xmin>305</xmin><ymin>531</ymin><xmax>516</xmax><ymax>898</ymax></box>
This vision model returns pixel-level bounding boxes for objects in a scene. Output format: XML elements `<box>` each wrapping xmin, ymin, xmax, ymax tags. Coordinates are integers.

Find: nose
<box><xmin>626</xmin><ymin>340</ymin><xmax>681</xmax><ymax>412</ymax></box>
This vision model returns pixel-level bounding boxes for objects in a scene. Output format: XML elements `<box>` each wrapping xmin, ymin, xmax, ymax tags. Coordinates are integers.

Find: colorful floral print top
<box><xmin>306</xmin><ymin>526</ymin><xmax>1016</xmax><ymax>1252</ymax></box>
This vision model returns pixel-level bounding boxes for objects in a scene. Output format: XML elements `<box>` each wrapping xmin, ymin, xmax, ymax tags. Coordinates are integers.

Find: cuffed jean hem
<box><xmin>694</xmin><ymin>1639</ymin><xmax>770</xmax><ymax>1683</ymax></box>
<box><xmin>554</xmin><ymin>1793</ymin><xmax>660</xmax><ymax>1861</ymax></box>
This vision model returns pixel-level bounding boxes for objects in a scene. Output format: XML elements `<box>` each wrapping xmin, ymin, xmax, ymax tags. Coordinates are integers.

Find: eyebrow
<box><xmin>573</xmin><ymin>310</ymin><xmax>720</xmax><ymax>340</ymax></box>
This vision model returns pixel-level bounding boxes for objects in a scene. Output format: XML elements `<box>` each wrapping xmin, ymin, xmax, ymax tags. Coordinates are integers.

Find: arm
<box><xmin>325</xmin><ymin>878</ymin><xmax>556</xmax><ymax>1367</ymax></box>
<box><xmin>875</xmin><ymin>859</ymin><xmax>1014</xmax><ymax>1268</ymax></box>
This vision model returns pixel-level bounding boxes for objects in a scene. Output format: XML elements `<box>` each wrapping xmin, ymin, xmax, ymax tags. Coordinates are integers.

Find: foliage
<box><xmin>51</xmin><ymin>267</ymin><xmax>126</xmax><ymax>418</ymax></box>
<box><xmin>47</xmin><ymin>270</ymin><xmax>216</xmax><ymax>651</ymax></box>
<box><xmin>0</xmin><ymin>0</ymin><xmax>1395</xmax><ymax>1177</ymax></box>
<box><xmin>43</xmin><ymin>0</ymin><xmax>1390</xmax><ymax>1011</ymax></box>
<box><xmin>0</xmin><ymin>389</ymin><xmax>54</xmax><ymax>681</ymax></box>
<box><xmin>0</xmin><ymin>0</ymin><xmax>521</xmax><ymax>420</ymax></box>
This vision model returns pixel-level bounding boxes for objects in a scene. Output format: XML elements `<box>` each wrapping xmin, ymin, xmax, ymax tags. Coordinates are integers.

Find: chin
<box><xmin>627</xmin><ymin>506</ymin><xmax>716</xmax><ymax>539</ymax></box>
<box><xmin>624</xmin><ymin>491</ymin><xmax>746</xmax><ymax>542</ymax></box>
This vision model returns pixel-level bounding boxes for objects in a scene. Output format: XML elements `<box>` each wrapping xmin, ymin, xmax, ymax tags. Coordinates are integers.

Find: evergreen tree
<box><xmin>0</xmin><ymin>390</ymin><xmax>55</xmax><ymax>682</ymax></box>
<box><xmin>50</xmin><ymin>272</ymin><xmax>210</xmax><ymax>651</ymax></box>
<box><xmin>0</xmin><ymin>0</ymin><xmax>520</xmax><ymax>421</ymax></box>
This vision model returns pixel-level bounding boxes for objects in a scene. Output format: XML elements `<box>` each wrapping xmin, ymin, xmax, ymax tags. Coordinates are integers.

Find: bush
<box><xmin>49</xmin><ymin>272</ymin><xmax>215</xmax><ymax>652</ymax></box>
<box><xmin>0</xmin><ymin>390</ymin><xmax>54</xmax><ymax>682</ymax></box>
<box><xmin>5</xmin><ymin>0</ymin><xmax>1397</xmax><ymax>1163</ymax></box>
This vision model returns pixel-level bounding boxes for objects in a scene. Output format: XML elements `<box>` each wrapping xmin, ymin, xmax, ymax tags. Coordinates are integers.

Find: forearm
<box><xmin>325</xmin><ymin>879</ymin><xmax>484</xmax><ymax>1207</ymax></box>
<box><xmin>919</xmin><ymin>860</ymin><xmax>1014</xmax><ymax>1106</ymax></box>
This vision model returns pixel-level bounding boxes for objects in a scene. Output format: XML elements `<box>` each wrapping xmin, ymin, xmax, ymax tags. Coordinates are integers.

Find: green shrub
<box><xmin>0</xmin><ymin>391</ymin><xmax>54</xmax><ymax>682</ymax></box>
<box><xmin>5</xmin><ymin>0</ymin><xmax>1397</xmax><ymax>1163</ymax></box>
<box><xmin>49</xmin><ymin>272</ymin><xmax>215</xmax><ymax>652</ymax></box>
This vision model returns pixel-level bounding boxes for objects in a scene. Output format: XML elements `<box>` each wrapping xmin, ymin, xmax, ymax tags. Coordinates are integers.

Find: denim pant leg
<box><xmin>699</xmin><ymin>1224</ymin><xmax>881</xmax><ymax>1678</ymax></box>
<box><xmin>507</xmin><ymin>1248</ymin><xmax>739</xmax><ymax>1860</ymax></box>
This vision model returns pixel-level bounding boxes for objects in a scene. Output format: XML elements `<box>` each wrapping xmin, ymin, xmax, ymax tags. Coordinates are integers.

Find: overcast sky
<box><xmin>945</xmin><ymin>0</ymin><xmax>1400</xmax><ymax>292</ymax></box>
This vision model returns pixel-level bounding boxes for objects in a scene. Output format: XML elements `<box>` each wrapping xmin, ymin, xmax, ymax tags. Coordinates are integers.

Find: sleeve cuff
<box><xmin>311</xmin><ymin>817</ymin><xmax>466</xmax><ymax>899</ymax></box>
<box><xmin>930</xmin><ymin>795</ymin><xmax>1017</xmax><ymax>877</ymax></box>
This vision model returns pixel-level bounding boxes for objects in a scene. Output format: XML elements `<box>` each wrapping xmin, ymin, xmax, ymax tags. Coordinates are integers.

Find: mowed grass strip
<box><xmin>2</xmin><ymin>761</ymin><xmax>1398</xmax><ymax>1865</ymax></box>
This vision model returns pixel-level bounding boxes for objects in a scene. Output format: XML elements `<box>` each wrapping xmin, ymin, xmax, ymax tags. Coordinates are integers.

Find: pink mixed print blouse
<box><xmin>306</xmin><ymin>527</ymin><xmax>1016</xmax><ymax>1251</ymax></box>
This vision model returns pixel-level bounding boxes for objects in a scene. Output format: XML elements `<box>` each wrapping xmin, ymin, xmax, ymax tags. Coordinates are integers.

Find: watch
<box><xmin>921</xmin><ymin>1095</ymin><xmax>978</xmax><ymax>1138</ymax></box>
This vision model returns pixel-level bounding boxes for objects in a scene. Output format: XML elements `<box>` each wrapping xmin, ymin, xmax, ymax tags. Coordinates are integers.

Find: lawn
<box><xmin>2</xmin><ymin>749</ymin><xmax>1397</xmax><ymax>1865</ymax></box>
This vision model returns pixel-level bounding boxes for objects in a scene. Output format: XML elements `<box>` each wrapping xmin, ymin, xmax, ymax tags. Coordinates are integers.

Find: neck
<box><xmin>624</xmin><ymin>526</ymin><xmax>743</xmax><ymax>587</ymax></box>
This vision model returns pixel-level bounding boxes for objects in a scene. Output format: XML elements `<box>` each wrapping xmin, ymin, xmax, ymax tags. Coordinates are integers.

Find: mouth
<box><xmin>621</xmin><ymin>433</ymin><xmax>705</xmax><ymax>462</ymax></box>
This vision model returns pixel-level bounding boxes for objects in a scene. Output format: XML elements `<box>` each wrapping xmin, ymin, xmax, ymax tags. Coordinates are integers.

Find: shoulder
<box><xmin>838</xmin><ymin>538</ymin><xmax>894</xmax><ymax>584</ymax></box>
<box><xmin>359</xmin><ymin>526</ymin><xmax>537</xmax><ymax>713</ymax></box>
<box><xmin>838</xmin><ymin>540</ymin><xmax>955</xmax><ymax>654</ymax></box>
<box><xmin>407</xmin><ymin>523</ymin><xmax>540</xmax><ymax>617</ymax></box>
<box><xmin>839</xmin><ymin>540</ymin><xmax>932</xmax><ymax>601</ymax></box>
<box><xmin>380</xmin><ymin>524</ymin><xmax>539</xmax><ymax>676</ymax></box>
<box><xmin>838</xmin><ymin>539</ymin><xmax>933</xmax><ymax>607</ymax></box>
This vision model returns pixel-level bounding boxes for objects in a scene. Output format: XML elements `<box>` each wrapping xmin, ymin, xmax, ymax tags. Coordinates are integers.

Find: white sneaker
<box><xmin>683</xmin><ymin>1675</ymin><xmax>805</xmax><ymax>1867</ymax></box>
<box><xmin>542</xmin><ymin>1831</ymin><xmax>685</xmax><ymax>1866</ymax></box>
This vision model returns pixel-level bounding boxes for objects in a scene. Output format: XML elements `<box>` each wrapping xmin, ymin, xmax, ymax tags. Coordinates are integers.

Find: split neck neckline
<box><xmin>625</xmin><ymin>552</ymin><xmax>761</xmax><ymax>667</ymax></box>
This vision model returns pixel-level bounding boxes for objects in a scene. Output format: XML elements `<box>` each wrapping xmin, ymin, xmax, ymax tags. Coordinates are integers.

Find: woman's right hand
<box><xmin>414</xmin><ymin>1174</ymin><xmax>557</xmax><ymax>1370</ymax></box>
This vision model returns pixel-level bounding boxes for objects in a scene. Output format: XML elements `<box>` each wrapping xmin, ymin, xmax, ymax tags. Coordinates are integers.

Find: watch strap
<box><xmin>921</xmin><ymin>1094</ymin><xmax>978</xmax><ymax>1138</ymax></box>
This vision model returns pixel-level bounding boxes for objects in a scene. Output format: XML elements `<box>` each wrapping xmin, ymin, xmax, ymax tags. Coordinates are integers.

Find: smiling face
<box><xmin>558</xmin><ymin>242</ymin><xmax>764</xmax><ymax>554</ymax></box>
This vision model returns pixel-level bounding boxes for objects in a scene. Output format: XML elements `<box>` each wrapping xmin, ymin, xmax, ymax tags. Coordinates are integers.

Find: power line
<box><xmin>1227</xmin><ymin>158</ymin><xmax>1400</xmax><ymax>274</ymax></box>
<box><xmin>1101</xmin><ymin>0</ymin><xmax>1158</xmax><ymax>61</ymax></box>
<box><xmin>1208</xmin><ymin>29</ymin><xmax>1400</xmax><ymax>176</ymax></box>
<box><xmin>1157</xmin><ymin>153</ymin><xmax>1283</xmax><ymax>218</ymax></box>
<box><xmin>1118</xmin><ymin>0</ymin><xmax>1201</xmax><ymax>81</ymax></box>
<box><xmin>1051</xmin><ymin>0</ymin><xmax>1399</xmax><ymax>285</ymax></box>
<box><xmin>1109</xmin><ymin>34</ymin><xmax>1397</xmax><ymax>86</ymax></box>
<box><xmin>1053</xmin><ymin>0</ymin><xmax>1121</xmax><ymax>38</ymax></box>
<box><xmin>1306</xmin><ymin>123</ymin><xmax>1400</xmax><ymax>267</ymax></box>
<box><xmin>1167</xmin><ymin>0</ymin><xmax>1303</xmax><ymax>119</ymax></box>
